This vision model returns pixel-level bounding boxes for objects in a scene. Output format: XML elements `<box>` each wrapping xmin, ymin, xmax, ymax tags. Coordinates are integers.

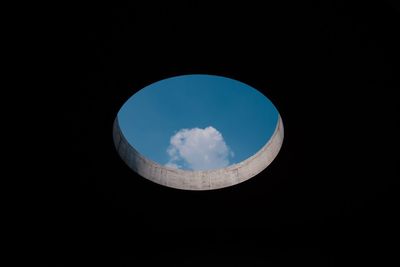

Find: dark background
<box><xmin>37</xmin><ymin>1</ymin><xmax>398</xmax><ymax>266</ymax></box>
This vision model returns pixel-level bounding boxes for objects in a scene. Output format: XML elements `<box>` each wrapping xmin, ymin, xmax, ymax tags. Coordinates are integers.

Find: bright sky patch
<box><xmin>118</xmin><ymin>74</ymin><xmax>278</xmax><ymax>170</ymax></box>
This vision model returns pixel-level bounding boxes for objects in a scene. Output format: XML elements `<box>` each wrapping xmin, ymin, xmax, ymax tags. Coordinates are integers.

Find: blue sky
<box><xmin>118</xmin><ymin>74</ymin><xmax>279</xmax><ymax>170</ymax></box>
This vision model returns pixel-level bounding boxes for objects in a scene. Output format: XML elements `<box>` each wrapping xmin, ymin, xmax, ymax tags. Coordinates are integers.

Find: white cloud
<box><xmin>165</xmin><ymin>126</ymin><xmax>233</xmax><ymax>171</ymax></box>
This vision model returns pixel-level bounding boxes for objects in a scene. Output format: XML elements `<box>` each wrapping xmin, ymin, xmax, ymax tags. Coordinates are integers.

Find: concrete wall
<box><xmin>113</xmin><ymin>116</ymin><xmax>284</xmax><ymax>190</ymax></box>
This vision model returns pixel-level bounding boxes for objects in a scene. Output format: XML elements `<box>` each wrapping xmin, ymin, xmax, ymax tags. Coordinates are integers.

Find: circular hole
<box><xmin>114</xmin><ymin>74</ymin><xmax>284</xmax><ymax>190</ymax></box>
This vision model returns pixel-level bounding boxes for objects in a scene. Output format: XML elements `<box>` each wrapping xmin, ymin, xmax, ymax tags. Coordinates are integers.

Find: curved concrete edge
<box><xmin>113</xmin><ymin>116</ymin><xmax>284</xmax><ymax>190</ymax></box>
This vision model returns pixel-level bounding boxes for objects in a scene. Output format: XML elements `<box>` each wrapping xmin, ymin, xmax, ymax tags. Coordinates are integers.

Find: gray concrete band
<box><xmin>113</xmin><ymin>116</ymin><xmax>284</xmax><ymax>190</ymax></box>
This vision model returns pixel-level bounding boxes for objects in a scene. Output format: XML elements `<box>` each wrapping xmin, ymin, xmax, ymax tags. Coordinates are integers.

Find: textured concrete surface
<box><xmin>113</xmin><ymin>116</ymin><xmax>284</xmax><ymax>190</ymax></box>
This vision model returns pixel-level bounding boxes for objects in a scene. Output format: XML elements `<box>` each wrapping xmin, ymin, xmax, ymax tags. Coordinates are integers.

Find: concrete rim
<box><xmin>113</xmin><ymin>115</ymin><xmax>284</xmax><ymax>190</ymax></box>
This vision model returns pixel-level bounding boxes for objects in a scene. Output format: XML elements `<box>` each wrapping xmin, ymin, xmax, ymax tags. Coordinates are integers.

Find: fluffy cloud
<box><xmin>165</xmin><ymin>126</ymin><xmax>233</xmax><ymax>171</ymax></box>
